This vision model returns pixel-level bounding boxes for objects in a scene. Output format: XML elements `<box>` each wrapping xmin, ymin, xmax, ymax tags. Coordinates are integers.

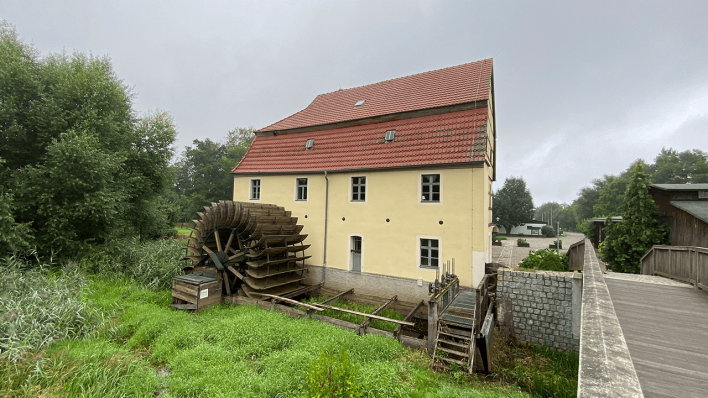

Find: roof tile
<box><xmin>233</xmin><ymin>108</ymin><xmax>489</xmax><ymax>173</ymax></box>
<box><xmin>260</xmin><ymin>58</ymin><xmax>493</xmax><ymax>132</ymax></box>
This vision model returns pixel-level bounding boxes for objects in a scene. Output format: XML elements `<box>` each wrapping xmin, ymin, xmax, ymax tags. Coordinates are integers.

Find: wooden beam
<box><xmin>222</xmin><ymin>270</ymin><xmax>231</xmax><ymax>296</ymax></box>
<box><xmin>170</xmin><ymin>303</ymin><xmax>197</xmax><ymax>310</ymax></box>
<box><xmin>255</xmin><ymin>293</ymin><xmax>324</xmax><ymax>312</ymax></box>
<box><xmin>321</xmin><ymin>289</ymin><xmax>354</xmax><ymax>305</ymax></box>
<box><xmin>360</xmin><ymin>295</ymin><xmax>397</xmax><ymax>333</ymax></box>
<box><xmin>214</xmin><ymin>230</ymin><xmax>222</xmax><ymax>252</ymax></box>
<box><xmin>395</xmin><ymin>300</ymin><xmax>424</xmax><ymax>338</ymax></box>
<box><xmin>282</xmin><ymin>283</ymin><xmax>322</xmax><ymax>299</ymax></box>
<box><xmin>227</xmin><ymin>265</ymin><xmax>245</xmax><ymax>280</ymax></box>
<box><xmin>312</xmin><ymin>303</ymin><xmax>415</xmax><ymax>326</ymax></box>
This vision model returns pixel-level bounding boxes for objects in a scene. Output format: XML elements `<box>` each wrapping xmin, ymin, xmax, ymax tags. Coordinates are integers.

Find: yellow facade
<box><xmin>233</xmin><ymin>163</ymin><xmax>494</xmax><ymax>288</ymax></box>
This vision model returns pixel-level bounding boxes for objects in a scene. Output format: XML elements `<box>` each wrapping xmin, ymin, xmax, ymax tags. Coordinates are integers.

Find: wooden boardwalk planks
<box><xmin>606</xmin><ymin>278</ymin><xmax>708</xmax><ymax>398</ymax></box>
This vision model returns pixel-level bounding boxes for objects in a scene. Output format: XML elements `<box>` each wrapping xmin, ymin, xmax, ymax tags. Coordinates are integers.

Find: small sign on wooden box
<box><xmin>171</xmin><ymin>274</ymin><xmax>222</xmax><ymax>310</ymax></box>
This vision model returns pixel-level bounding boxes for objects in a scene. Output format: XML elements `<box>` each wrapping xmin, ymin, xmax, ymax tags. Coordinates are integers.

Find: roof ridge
<box><xmin>316</xmin><ymin>58</ymin><xmax>493</xmax><ymax>97</ymax></box>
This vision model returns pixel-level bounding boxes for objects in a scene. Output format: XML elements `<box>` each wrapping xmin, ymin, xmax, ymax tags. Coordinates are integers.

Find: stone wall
<box><xmin>496</xmin><ymin>269</ymin><xmax>582</xmax><ymax>352</ymax></box>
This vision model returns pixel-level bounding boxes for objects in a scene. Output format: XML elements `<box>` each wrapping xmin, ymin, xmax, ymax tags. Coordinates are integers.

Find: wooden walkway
<box><xmin>606</xmin><ymin>278</ymin><xmax>708</xmax><ymax>397</ymax></box>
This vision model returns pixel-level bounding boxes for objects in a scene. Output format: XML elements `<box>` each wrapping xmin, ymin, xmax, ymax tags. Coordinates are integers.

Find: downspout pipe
<box><xmin>322</xmin><ymin>171</ymin><xmax>329</xmax><ymax>284</ymax></box>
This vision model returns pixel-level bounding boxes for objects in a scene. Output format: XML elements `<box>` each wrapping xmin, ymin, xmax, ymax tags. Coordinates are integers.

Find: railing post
<box><xmin>653</xmin><ymin>246</ymin><xmax>656</xmax><ymax>275</ymax></box>
<box><xmin>427</xmin><ymin>297</ymin><xmax>438</xmax><ymax>355</ymax></box>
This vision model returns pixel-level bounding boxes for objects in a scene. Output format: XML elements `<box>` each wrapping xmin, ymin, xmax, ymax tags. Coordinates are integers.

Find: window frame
<box><xmin>417</xmin><ymin>235</ymin><xmax>442</xmax><ymax>270</ymax></box>
<box><xmin>249</xmin><ymin>178</ymin><xmax>261</xmax><ymax>201</ymax></box>
<box><xmin>294</xmin><ymin>177</ymin><xmax>309</xmax><ymax>201</ymax></box>
<box><xmin>349</xmin><ymin>174</ymin><xmax>368</xmax><ymax>203</ymax></box>
<box><xmin>418</xmin><ymin>171</ymin><xmax>443</xmax><ymax>204</ymax></box>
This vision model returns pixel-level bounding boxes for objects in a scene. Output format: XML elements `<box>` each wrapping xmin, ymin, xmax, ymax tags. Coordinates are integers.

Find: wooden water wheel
<box><xmin>184</xmin><ymin>201</ymin><xmax>311</xmax><ymax>299</ymax></box>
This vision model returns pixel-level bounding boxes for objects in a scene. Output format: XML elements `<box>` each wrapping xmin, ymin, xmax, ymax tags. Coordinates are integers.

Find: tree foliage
<box><xmin>493</xmin><ymin>177</ymin><xmax>535</xmax><ymax>235</ymax></box>
<box><xmin>0</xmin><ymin>21</ymin><xmax>176</xmax><ymax>256</ymax></box>
<box><xmin>648</xmin><ymin>148</ymin><xmax>708</xmax><ymax>184</ymax></box>
<box><xmin>172</xmin><ymin>128</ymin><xmax>254</xmax><ymax>221</ymax></box>
<box><xmin>565</xmin><ymin>147</ymin><xmax>708</xmax><ymax>232</ymax></box>
<box><xmin>601</xmin><ymin>162</ymin><xmax>669</xmax><ymax>273</ymax></box>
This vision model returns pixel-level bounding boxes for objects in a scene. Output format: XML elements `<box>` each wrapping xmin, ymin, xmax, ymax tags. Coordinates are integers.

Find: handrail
<box><xmin>577</xmin><ymin>239</ymin><xmax>643</xmax><ymax>397</ymax></box>
<box><xmin>641</xmin><ymin>245</ymin><xmax>708</xmax><ymax>291</ymax></box>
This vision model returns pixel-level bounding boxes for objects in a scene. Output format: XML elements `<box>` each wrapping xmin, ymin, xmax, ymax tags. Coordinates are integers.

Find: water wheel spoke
<box><xmin>225</xmin><ymin>231</ymin><xmax>235</xmax><ymax>253</ymax></box>
<box><xmin>214</xmin><ymin>230</ymin><xmax>222</xmax><ymax>252</ymax></box>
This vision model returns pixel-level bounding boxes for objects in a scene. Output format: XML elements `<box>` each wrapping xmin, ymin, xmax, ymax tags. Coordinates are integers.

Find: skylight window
<box><xmin>354</xmin><ymin>100</ymin><xmax>365</xmax><ymax>107</ymax></box>
<box><xmin>384</xmin><ymin>130</ymin><xmax>396</xmax><ymax>142</ymax></box>
<box><xmin>305</xmin><ymin>138</ymin><xmax>315</xmax><ymax>150</ymax></box>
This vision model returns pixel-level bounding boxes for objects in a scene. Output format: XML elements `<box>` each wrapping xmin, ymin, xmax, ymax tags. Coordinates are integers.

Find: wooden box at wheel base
<box><xmin>171</xmin><ymin>274</ymin><xmax>223</xmax><ymax>310</ymax></box>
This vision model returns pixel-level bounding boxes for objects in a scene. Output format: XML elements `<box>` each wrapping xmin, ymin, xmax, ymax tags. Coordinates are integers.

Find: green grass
<box><xmin>299</xmin><ymin>296</ymin><xmax>406</xmax><ymax>332</ymax></box>
<box><xmin>174</xmin><ymin>227</ymin><xmax>192</xmax><ymax>236</ymax></box>
<box><xmin>1</xmin><ymin>274</ymin><xmax>532</xmax><ymax>398</ymax></box>
<box><xmin>489</xmin><ymin>331</ymin><xmax>579</xmax><ymax>398</ymax></box>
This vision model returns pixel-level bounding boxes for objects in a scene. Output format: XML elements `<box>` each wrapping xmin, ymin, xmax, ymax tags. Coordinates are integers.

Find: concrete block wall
<box><xmin>304</xmin><ymin>265</ymin><xmax>432</xmax><ymax>303</ymax></box>
<box><xmin>496</xmin><ymin>269</ymin><xmax>582</xmax><ymax>352</ymax></box>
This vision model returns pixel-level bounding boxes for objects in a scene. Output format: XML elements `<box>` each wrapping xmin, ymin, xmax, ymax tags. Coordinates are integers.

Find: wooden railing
<box><xmin>566</xmin><ymin>239</ymin><xmax>585</xmax><ymax>271</ymax></box>
<box><xmin>641</xmin><ymin>245</ymin><xmax>708</xmax><ymax>291</ymax></box>
<box><xmin>475</xmin><ymin>273</ymin><xmax>496</xmax><ymax>335</ymax></box>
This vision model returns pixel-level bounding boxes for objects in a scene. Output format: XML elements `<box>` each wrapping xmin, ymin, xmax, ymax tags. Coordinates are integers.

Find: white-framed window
<box><xmin>250</xmin><ymin>179</ymin><xmax>261</xmax><ymax>200</ymax></box>
<box><xmin>417</xmin><ymin>235</ymin><xmax>442</xmax><ymax>269</ymax></box>
<box><xmin>295</xmin><ymin>178</ymin><xmax>308</xmax><ymax>201</ymax></box>
<box><xmin>351</xmin><ymin>176</ymin><xmax>366</xmax><ymax>202</ymax></box>
<box><xmin>420</xmin><ymin>173</ymin><xmax>441</xmax><ymax>203</ymax></box>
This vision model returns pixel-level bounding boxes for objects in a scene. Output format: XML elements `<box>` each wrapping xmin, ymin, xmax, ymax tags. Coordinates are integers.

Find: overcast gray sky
<box><xmin>3</xmin><ymin>1</ymin><xmax>708</xmax><ymax>205</ymax></box>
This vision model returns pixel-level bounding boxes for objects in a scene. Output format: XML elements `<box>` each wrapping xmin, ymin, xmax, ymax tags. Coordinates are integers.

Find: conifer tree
<box><xmin>601</xmin><ymin>162</ymin><xmax>669</xmax><ymax>273</ymax></box>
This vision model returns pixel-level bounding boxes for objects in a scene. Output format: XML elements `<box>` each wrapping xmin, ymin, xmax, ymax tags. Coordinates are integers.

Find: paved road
<box><xmin>491</xmin><ymin>232</ymin><xmax>585</xmax><ymax>269</ymax></box>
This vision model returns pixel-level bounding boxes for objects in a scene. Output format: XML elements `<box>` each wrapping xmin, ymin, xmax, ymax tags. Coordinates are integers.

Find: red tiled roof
<box><xmin>233</xmin><ymin>108</ymin><xmax>489</xmax><ymax>173</ymax></box>
<box><xmin>259</xmin><ymin>58</ymin><xmax>493</xmax><ymax>132</ymax></box>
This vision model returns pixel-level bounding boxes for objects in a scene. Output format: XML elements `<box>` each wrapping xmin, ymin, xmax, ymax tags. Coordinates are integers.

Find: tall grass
<box><xmin>1</xmin><ymin>276</ymin><xmax>532</xmax><ymax>397</ymax></box>
<box><xmin>0</xmin><ymin>256</ymin><xmax>104</xmax><ymax>362</ymax></box>
<box><xmin>80</xmin><ymin>236</ymin><xmax>185</xmax><ymax>290</ymax></box>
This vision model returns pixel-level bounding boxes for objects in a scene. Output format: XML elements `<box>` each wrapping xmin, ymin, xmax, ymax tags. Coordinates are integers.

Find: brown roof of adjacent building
<box><xmin>651</xmin><ymin>184</ymin><xmax>708</xmax><ymax>191</ymax></box>
<box><xmin>259</xmin><ymin>58</ymin><xmax>493</xmax><ymax>132</ymax></box>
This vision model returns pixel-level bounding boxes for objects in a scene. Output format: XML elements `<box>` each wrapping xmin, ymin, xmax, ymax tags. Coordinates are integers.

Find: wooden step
<box><xmin>439</xmin><ymin>330</ymin><xmax>472</xmax><ymax>340</ymax></box>
<box><xmin>436</xmin><ymin>339</ymin><xmax>471</xmax><ymax>350</ymax></box>
<box><xmin>437</xmin><ymin>356</ymin><xmax>467</xmax><ymax>366</ymax></box>
<box><xmin>436</xmin><ymin>346</ymin><xmax>469</xmax><ymax>358</ymax></box>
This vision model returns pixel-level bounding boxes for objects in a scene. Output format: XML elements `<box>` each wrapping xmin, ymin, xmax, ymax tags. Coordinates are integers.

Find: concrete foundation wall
<box><xmin>496</xmin><ymin>269</ymin><xmax>582</xmax><ymax>352</ymax></box>
<box><xmin>305</xmin><ymin>265</ymin><xmax>432</xmax><ymax>303</ymax></box>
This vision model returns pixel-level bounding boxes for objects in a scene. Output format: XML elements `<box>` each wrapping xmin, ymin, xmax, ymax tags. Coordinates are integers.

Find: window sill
<box><xmin>419</xmin><ymin>266</ymin><xmax>439</xmax><ymax>270</ymax></box>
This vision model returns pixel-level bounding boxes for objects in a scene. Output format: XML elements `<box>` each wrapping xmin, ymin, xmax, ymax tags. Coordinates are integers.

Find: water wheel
<box><xmin>184</xmin><ymin>200</ymin><xmax>311</xmax><ymax>299</ymax></box>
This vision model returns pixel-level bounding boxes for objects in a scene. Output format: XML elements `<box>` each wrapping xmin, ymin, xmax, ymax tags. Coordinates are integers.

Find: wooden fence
<box><xmin>641</xmin><ymin>245</ymin><xmax>708</xmax><ymax>291</ymax></box>
<box><xmin>567</xmin><ymin>239</ymin><xmax>585</xmax><ymax>271</ymax></box>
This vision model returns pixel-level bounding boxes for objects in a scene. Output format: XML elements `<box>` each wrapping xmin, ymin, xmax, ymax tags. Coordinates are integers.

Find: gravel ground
<box><xmin>491</xmin><ymin>232</ymin><xmax>585</xmax><ymax>269</ymax></box>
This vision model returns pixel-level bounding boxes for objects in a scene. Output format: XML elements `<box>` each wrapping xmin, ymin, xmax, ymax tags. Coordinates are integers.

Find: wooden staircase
<box><xmin>432</xmin><ymin>320</ymin><xmax>475</xmax><ymax>370</ymax></box>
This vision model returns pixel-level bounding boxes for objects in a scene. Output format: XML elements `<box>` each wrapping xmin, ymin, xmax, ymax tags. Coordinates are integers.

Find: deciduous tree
<box><xmin>0</xmin><ymin>21</ymin><xmax>177</xmax><ymax>256</ymax></box>
<box><xmin>493</xmin><ymin>177</ymin><xmax>535</xmax><ymax>235</ymax></box>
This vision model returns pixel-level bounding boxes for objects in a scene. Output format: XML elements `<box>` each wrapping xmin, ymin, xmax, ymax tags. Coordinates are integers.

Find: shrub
<box><xmin>517</xmin><ymin>238</ymin><xmax>527</xmax><ymax>244</ymax></box>
<box><xmin>306</xmin><ymin>347</ymin><xmax>363</xmax><ymax>398</ymax></box>
<box><xmin>520</xmin><ymin>249</ymin><xmax>569</xmax><ymax>272</ymax></box>
<box><xmin>80</xmin><ymin>237</ymin><xmax>185</xmax><ymax>290</ymax></box>
<box><xmin>541</xmin><ymin>225</ymin><xmax>555</xmax><ymax>237</ymax></box>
